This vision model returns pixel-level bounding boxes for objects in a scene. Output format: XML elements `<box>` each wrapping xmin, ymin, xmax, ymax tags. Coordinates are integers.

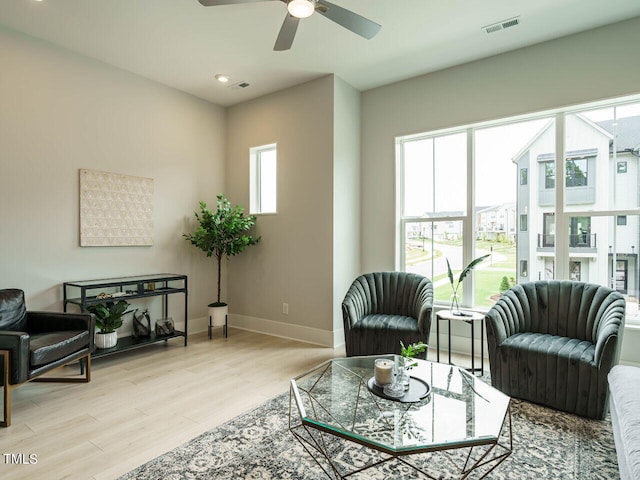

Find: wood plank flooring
<box><xmin>0</xmin><ymin>330</ymin><xmax>476</xmax><ymax>480</ymax></box>
<box><xmin>0</xmin><ymin>330</ymin><xmax>343</xmax><ymax>480</ymax></box>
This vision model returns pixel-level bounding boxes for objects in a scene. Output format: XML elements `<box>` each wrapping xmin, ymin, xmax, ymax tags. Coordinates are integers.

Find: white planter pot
<box><xmin>208</xmin><ymin>304</ymin><xmax>228</xmax><ymax>327</ymax></box>
<box><xmin>95</xmin><ymin>331</ymin><xmax>118</xmax><ymax>349</ymax></box>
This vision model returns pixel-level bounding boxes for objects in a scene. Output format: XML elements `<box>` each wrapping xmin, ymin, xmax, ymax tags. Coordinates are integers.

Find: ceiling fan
<box><xmin>198</xmin><ymin>0</ymin><xmax>381</xmax><ymax>51</ymax></box>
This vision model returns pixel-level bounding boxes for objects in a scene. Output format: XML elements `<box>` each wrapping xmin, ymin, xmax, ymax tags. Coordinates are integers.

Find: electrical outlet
<box><xmin>282</xmin><ymin>303</ymin><xmax>289</xmax><ymax>315</ymax></box>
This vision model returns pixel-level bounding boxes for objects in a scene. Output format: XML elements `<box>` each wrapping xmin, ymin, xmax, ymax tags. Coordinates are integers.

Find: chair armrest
<box><xmin>414</xmin><ymin>282</ymin><xmax>433</xmax><ymax>336</ymax></box>
<box><xmin>27</xmin><ymin>311</ymin><xmax>95</xmax><ymax>334</ymax></box>
<box><xmin>485</xmin><ymin>287</ymin><xmax>530</xmax><ymax>344</ymax></box>
<box><xmin>342</xmin><ymin>294</ymin><xmax>365</xmax><ymax>331</ymax></box>
<box><xmin>593</xmin><ymin>299</ymin><xmax>625</xmax><ymax>367</ymax></box>
<box><xmin>342</xmin><ymin>278</ymin><xmax>373</xmax><ymax>331</ymax></box>
<box><xmin>0</xmin><ymin>330</ymin><xmax>30</xmax><ymax>385</ymax></box>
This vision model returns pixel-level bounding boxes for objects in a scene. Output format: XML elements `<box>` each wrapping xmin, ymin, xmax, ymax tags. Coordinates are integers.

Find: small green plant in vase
<box><xmin>87</xmin><ymin>300</ymin><xmax>132</xmax><ymax>349</ymax></box>
<box><xmin>446</xmin><ymin>254</ymin><xmax>490</xmax><ymax>315</ymax></box>
<box><xmin>399</xmin><ymin>341</ymin><xmax>428</xmax><ymax>388</ymax></box>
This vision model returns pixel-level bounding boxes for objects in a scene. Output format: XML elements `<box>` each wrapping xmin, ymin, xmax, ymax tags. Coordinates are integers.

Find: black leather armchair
<box><xmin>342</xmin><ymin>272</ymin><xmax>433</xmax><ymax>357</ymax></box>
<box><xmin>0</xmin><ymin>289</ymin><xmax>95</xmax><ymax>427</ymax></box>
<box><xmin>486</xmin><ymin>280</ymin><xmax>625</xmax><ymax>419</ymax></box>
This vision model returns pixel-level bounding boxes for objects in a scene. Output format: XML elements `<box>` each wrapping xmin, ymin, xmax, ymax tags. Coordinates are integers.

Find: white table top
<box><xmin>436</xmin><ymin>310</ymin><xmax>484</xmax><ymax>321</ymax></box>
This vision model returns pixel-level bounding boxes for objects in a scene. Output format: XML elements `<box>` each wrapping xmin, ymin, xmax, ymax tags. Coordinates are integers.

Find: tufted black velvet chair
<box><xmin>486</xmin><ymin>280</ymin><xmax>625</xmax><ymax>420</ymax></box>
<box><xmin>0</xmin><ymin>289</ymin><xmax>95</xmax><ymax>427</ymax></box>
<box><xmin>341</xmin><ymin>272</ymin><xmax>433</xmax><ymax>358</ymax></box>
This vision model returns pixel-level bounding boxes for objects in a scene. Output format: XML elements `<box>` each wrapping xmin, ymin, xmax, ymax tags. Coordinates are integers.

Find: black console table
<box><xmin>63</xmin><ymin>274</ymin><xmax>188</xmax><ymax>358</ymax></box>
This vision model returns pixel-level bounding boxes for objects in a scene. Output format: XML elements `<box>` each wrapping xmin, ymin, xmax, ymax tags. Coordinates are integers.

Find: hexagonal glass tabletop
<box><xmin>290</xmin><ymin>355</ymin><xmax>511</xmax><ymax>456</ymax></box>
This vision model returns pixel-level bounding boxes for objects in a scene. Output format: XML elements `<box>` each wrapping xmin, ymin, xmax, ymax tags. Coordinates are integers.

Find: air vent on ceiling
<box><xmin>483</xmin><ymin>16</ymin><xmax>520</xmax><ymax>34</ymax></box>
<box><xmin>228</xmin><ymin>81</ymin><xmax>250</xmax><ymax>91</ymax></box>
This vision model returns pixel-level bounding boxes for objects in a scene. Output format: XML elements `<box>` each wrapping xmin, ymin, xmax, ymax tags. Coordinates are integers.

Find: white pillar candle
<box><xmin>374</xmin><ymin>358</ymin><xmax>394</xmax><ymax>385</ymax></box>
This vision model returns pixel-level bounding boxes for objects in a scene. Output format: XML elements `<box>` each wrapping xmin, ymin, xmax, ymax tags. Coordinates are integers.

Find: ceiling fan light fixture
<box><xmin>287</xmin><ymin>0</ymin><xmax>315</xmax><ymax>19</ymax></box>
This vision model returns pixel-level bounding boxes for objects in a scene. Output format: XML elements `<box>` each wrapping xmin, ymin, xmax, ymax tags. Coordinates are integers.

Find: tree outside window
<box><xmin>566</xmin><ymin>158</ymin><xmax>587</xmax><ymax>187</ymax></box>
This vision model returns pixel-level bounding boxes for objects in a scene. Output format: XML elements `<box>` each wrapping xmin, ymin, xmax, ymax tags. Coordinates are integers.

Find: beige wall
<box><xmin>360</xmin><ymin>16</ymin><xmax>640</xmax><ymax>362</ymax></box>
<box><xmin>226</xmin><ymin>76</ymin><xmax>337</xmax><ymax>345</ymax></box>
<box><xmin>226</xmin><ymin>75</ymin><xmax>361</xmax><ymax>347</ymax></box>
<box><xmin>0</xmin><ymin>27</ymin><xmax>226</xmax><ymax>332</ymax></box>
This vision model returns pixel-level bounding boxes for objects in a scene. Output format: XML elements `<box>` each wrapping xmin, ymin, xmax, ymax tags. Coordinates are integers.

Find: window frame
<box><xmin>396</xmin><ymin>94</ymin><xmax>640</xmax><ymax>311</ymax></box>
<box><xmin>249</xmin><ymin>143</ymin><xmax>277</xmax><ymax>215</ymax></box>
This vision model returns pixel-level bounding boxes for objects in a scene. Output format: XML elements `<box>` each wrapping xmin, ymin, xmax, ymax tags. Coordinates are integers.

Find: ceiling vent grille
<box><xmin>228</xmin><ymin>81</ymin><xmax>250</xmax><ymax>90</ymax></box>
<box><xmin>483</xmin><ymin>16</ymin><xmax>520</xmax><ymax>34</ymax></box>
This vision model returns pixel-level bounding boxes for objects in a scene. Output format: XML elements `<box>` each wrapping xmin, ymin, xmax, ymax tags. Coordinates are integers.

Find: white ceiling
<box><xmin>1</xmin><ymin>0</ymin><xmax>639</xmax><ymax>107</ymax></box>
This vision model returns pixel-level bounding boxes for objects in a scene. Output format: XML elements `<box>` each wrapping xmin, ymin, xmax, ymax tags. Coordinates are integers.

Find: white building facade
<box><xmin>514</xmin><ymin>115</ymin><xmax>640</xmax><ymax>296</ymax></box>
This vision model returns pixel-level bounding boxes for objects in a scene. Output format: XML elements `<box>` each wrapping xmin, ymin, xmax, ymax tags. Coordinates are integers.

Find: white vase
<box><xmin>95</xmin><ymin>331</ymin><xmax>118</xmax><ymax>349</ymax></box>
<box><xmin>208</xmin><ymin>304</ymin><xmax>228</xmax><ymax>327</ymax></box>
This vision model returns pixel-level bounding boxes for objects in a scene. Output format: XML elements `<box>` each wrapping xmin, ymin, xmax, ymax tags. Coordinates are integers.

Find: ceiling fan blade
<box><xmin>274</xmin><ymin>15</ymin><xmax>300</xmax><ymax>51</ymax></box>
<box><xmin>316</xmin><ymin>1</ymin><xmax>381</xmax><ymax>39</ymax></box>
<box><xmin>198</xmin><ymin>0</ymin><xmax>275</xmax><ymax>6</ymax></box>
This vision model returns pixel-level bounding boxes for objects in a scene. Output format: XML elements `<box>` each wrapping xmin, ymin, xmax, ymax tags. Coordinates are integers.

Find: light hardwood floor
<box><xmin>0</xmin><ymin>330</ymin><xmax>344</xmax><ymax>480</ymax></box>
<box><xmin>0</xmin><ymin>330</ymin><xmax>477</xmax><ymax>480</ymax></box>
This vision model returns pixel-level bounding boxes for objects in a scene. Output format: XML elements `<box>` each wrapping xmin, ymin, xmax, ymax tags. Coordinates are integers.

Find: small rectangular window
<box><xmin>566</xmin><ymin>158</ymin><xmax>588</xmax><ymax>187</ymax></box>
<box><xmin>544</xmin><ymin>162</ymin><xmax>555</xmax><ymax>189</ymax></box>
<box><xmin>617</xmin><ymin>216</ymin><xmax>627</xmax><ymax>226</ymax></box>
<box><xmin>250</xmin><ymin>144</ymin><xmax>277</xmax><ymax>214</ymax></box>
<box><xmin>520</xmin><ymin>168</ymin><xmax>528</xmax><ymax>185</ymax></box>
<box><xmin>520</xmin><ymin>260</ymin><xmax>528</xmax><ymax>277</ymax></box>
<box><xmin>520</xmin><ymin>214</ymin><xmax>528</xmax><ymax>231</ymax></box>
<box><xmin>617</xmin><ymin>161</ymin><xmax>627</xmax><ymax>174</ymax></box>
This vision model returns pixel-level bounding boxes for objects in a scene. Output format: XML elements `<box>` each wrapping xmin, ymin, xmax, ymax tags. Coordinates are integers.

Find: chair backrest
<box><xmin>346</xmin><ymin>272</ymin><xmax>431</xmax><ymax>318</ymax></box>
<box><xmin>0</xmin><ymin>289</ymin><xmax>27</xmax><ymax>331</ymax></box>
<box><xmin>508</xmin><ymin>280</ymin><xmax>624</xmax><ymax>342</ymax></box>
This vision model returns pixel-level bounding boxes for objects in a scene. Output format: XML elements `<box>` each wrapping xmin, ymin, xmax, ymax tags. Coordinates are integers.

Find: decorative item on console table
<box><xmin>87</xmin><ymin>299</ymin><xmax>132</xmax><ymax>349</ymax></box>
<box><xmin>446</xmin><ymin>254</ymin><xmax>490</xmax><ymax>315</ymax></box>
<box><xmin>132</xmin><ymin>308</ymin><xmax>151</xmax><ymax>338</ymax></box>
<box><xmin>183</xmin><ymin>194</ymin><xmax>260</xmax><ymax>338</ymax></box>
<box><xmin>155</xmin><ymin>317</ymin><xmax>175</xmax><ymax>337</ymax></box>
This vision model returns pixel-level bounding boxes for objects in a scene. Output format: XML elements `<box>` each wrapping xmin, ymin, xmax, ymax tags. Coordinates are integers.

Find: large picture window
<box><xmin>397</xmin><ymin>96</ymin><xmax>640</xmax><ymax>325</ymax></box>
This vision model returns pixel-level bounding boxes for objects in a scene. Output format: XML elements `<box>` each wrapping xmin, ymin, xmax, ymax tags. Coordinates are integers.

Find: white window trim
<box><xmin>250</xmin><ymin>143</ymin><xmax>277</xmax><ymax>215</ymax></box>
<box><xmin>396</xmin><ymin>93</ymin><xmax>640</xmax><ymax>311</ymax></box>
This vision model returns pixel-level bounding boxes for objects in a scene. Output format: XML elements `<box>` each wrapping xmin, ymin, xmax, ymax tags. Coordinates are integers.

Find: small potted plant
<box><xmin>446</xmin><ymin>254</ymin><xmax>490</xmax><ymax>315</ymax></box>
<box><xmin>398</xmin><ymin>341</ymin><xmax>428</xmax><ymax>388</ymax></box>
<box><xmin>183</xmin><ymin>194</ymin><xmax>260</xmax><ymax>328</ymax></box>
<box><xmin>87</xmin><ymin>300</ymin><xmax>131</xmax><ymax>349</ymax></box>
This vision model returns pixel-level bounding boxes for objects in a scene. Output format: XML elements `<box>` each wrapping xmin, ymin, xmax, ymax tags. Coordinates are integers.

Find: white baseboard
<box><xmin>228</xmin><ymin>314</ymin><xmax>339</xmax><ymax>348</ymax></box>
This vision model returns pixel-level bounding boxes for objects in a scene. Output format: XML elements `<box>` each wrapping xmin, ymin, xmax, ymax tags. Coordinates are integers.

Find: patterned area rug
<box><xmin>120</xmin><ymin>388</ymin><xmax>619</xmax><ymax>480</ymax></box>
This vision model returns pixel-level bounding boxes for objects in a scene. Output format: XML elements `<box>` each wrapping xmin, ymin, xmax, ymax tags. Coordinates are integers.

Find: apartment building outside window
<box><xmin>397</xmin><ymin>96</ymin><xmax>640</xmax><ymax>325</ymax></box>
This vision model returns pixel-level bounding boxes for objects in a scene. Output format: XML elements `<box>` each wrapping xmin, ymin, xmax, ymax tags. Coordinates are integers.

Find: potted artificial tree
<box><xmin>87</xmin><ymin>300</ymin><xmax>131</xmax><ymax>349</ymax></box>
<box><xmin>184</xmin><ymin>194</ymin><xmax>260</xmax><ymax>328</ymax></box>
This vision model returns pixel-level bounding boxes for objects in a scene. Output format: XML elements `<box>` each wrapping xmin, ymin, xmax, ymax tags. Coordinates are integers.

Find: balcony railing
<box><xmin>537</xmin><ymin>234</ymin><xmax>597</xmax><ymax>248</ymax></box>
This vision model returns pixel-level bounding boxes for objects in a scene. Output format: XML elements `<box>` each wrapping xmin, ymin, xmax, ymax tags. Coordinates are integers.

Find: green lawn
<box><xmin>434</xmin><ymin>268</ymin><xmax>516</xmax><ymax>308</ymax></box>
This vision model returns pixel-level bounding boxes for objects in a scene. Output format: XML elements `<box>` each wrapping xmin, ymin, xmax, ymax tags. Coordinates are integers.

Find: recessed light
<box><xmin>215</xmin><ymin>74</ymin><xmax>230</xmax><ymax>83</ymax></box>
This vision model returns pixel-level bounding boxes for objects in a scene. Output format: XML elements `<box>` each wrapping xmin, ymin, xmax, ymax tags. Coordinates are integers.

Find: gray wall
<box><xmin>360</xmin><ymin>16</ymin><xmax>640</xmax><ymax>362</ymax></box>
<box><xmin>361</xmin><ymin>16</ymin><xmax>640</xmax><ymax>274</ymax></box>
<box><xmin>226</xmin><ymin>76</ymin><xmax>337</xmax><ymax>346</ymax></box>
<box><xmin>332</xmin><ymin>77</ymin><xmax>361</xmax><ymax>339</ymax></box>
<box><xmin>0</xmin><ymin>26</ymin><xmax>226</xmax><ymax>332</ymax></box>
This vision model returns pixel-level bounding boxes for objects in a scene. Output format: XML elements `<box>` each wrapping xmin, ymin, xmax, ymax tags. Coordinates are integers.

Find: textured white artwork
<box><xmin>79</xmin><ymin>169</ymin><xmax>154</xmax><ymax>246</ymax></box>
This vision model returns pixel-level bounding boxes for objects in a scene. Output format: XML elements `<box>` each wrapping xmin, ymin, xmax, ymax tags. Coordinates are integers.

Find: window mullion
<box><xmin>555</xmin><ymin>113</ymin><xmax>570</xmax><ymax>280</ymax></box>
<box><xmin>463</xmin><ymin>128</ymin><xmax>474</xmax><ymax>308</ymax></box>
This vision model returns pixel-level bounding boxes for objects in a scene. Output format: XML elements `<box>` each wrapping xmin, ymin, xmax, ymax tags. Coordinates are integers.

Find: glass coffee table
<box><xmin>289</xmin><ymin>355</ymin><xmax>512</xmax><ymax>479</ymax></box>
